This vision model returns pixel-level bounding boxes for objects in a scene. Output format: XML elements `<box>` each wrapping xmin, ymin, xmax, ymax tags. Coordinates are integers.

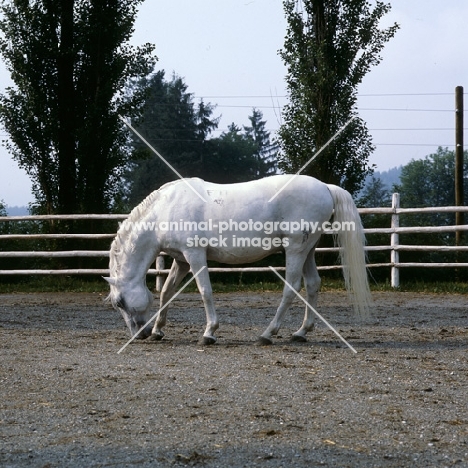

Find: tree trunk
<box><xmin>57</xmin><ymin>0</ymin><xmax>77</xmax><ymax>215</ymax></box>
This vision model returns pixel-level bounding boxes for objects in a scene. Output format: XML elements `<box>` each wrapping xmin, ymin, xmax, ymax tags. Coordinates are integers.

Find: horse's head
<box><xmin>105</xmin><ymin>277</ymin><xmax>154</xmax><ymax>339</ymax></box>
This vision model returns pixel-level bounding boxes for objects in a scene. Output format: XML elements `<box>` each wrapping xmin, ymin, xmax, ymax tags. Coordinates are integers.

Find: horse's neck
<box><xmin>116</xmin><ymin>230</ymin><xmax>160</xmax><ymax>284</ymax></box>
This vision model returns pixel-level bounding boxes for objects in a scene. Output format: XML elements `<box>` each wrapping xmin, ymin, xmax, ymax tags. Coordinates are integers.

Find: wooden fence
<box><xmin>1</xmin><ymin>194</ymin><xmax>468</xmax><ymax>288</ymax></box>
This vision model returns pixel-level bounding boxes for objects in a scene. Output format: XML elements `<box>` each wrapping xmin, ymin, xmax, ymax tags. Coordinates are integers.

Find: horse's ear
<box><xmin>103</xmin><ymin>277</ymin><xmax>117</xmax><ymax>286</ymax></box>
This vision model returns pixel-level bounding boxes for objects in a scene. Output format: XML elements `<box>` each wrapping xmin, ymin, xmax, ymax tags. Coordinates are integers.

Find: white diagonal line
<box><xmin>119</xmin><ymin>115</ymin><xmax>208</xmax><ymax>203</ymax></box>
<box><xmin>268</xmin><ymin>116</ymin><xmax>357</xmax><ymax>202</ymax></box>
<box><xmin>117</xmin><ymin>266</ymin><xmax>206</xmax><ymax>354</ymax></box>
<box><xmin>269</xmin><ymin>266</ymin><xmax>357</xmax><ymax>353</ymax></box>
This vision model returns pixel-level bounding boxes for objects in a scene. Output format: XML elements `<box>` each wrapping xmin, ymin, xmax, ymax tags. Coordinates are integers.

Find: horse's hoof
<box><xmin>255</xmin><ymin>336</ymin><xmax>273</xmax><ymax>346</ymax></box>
<box><xmin>148</xmin><ymin>333</ymin><xmax>164</xmax><ymax>342</ymax></box>
<box><xmin>291</xmin><ymin>334</ymin><xmax>307</xmax><ymax>343</ymax></box>
<box><xmin>201</xmin><ymin>336</ymin><xmax>217</xmax><ymax>346</ymax></box>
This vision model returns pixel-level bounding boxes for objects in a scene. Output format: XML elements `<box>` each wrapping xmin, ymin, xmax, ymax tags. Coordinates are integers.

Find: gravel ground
<box><xmin>0</xmin><ymin>290</ymin><xmax>467</xmax><ymax>467</ymax></box>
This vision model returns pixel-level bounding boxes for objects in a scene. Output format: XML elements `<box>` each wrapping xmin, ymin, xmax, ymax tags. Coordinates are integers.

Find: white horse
<box><xmin>105</xmin><ymin>174</ymin><xmax>372</xmax><ymax>345</ymax></box>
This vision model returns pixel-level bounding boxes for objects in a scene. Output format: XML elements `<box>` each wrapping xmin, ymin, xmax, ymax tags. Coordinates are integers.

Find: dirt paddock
<box><xmin>1</xmin><ymin>290</ymin><xmax>467</xmax><ymax>467</ymax></box>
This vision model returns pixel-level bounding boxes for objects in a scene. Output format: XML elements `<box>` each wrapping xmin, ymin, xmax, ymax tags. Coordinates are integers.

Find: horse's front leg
<box><xmin>185</xmin><ymin>252</ymin><xmax>219</xmax><ymax>345</ymax></box>
<box><xmin>151</xmin><ymin>258</ymin><xmax>190</xmax><ymax>340</ymax></box>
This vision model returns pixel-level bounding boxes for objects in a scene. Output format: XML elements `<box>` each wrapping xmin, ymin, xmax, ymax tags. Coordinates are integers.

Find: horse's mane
<box><xmin>109</xmin><ymin>180</ymin><xmax>182</xmax><ymax>279</ymax></box>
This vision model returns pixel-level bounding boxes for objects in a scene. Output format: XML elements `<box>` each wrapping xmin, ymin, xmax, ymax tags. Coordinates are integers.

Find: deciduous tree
<box><xmin>0</xmin><ymin>0</ymin><xmax>156</xmax><ymax>214</ymax></box>
<box><xmin>278</xmin><ymin>0</ymin><xmax>399</xmax><ymax>194</ymax></box>
<box><xmin>393</xmin><ymin>148</ymin><xmax>468</xmax><ymax>280</ymax></box>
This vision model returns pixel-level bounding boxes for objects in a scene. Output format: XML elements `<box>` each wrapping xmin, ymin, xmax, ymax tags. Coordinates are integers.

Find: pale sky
<box><xmin>0</xmin><ymin>0</ymin><xmax>467</xmax><ymax>207</ymax></box>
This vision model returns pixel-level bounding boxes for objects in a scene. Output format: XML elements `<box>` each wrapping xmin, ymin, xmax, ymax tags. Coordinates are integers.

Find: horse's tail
<box><xmin>327</xmin><ymin>184</ymin><xmax>372</xmax><ymax>318</ymax></box>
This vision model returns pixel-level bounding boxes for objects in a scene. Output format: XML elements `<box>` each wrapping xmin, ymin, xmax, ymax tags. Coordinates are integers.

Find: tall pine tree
<box><xmin>243</xmin><ymin>108</ymin><xmax>277</xmax><ymax>178</ymax></box>
<box><xmin>126</xmin><ymin>75</ymin><xmax>278</xmax><ymax>204</ymax></box>
<box><xmin>125</xmin><ymin>71</ymin><xmax>220</xmax><ymax>205</ymax></box>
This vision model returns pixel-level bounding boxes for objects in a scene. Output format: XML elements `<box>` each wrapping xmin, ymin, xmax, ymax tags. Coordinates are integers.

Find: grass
<box><xmin>1</xmin><ymin>275</ymin><xmax>468</xmax><ymax>294</ymax></box>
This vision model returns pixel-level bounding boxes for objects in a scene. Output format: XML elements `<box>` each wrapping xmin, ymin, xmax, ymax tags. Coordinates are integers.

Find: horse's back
<box><xmin>154</xmin><ymin>175</ymin><xmax>334</xmax><ymax>238</ymax></box>
<box><xmin>198</xmin><ymin>175</ymin><xmax>334</xmax><ymax>221</ymax></box>
<box><xmin>202</xmin><ymin>174</ymin><xmax>328</xmax><ymax>196</ymax></box>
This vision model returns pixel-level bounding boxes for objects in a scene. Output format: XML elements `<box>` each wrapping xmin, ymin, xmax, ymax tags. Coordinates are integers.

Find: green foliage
<box><xmin>356</xmin><ymin>175</ymin><xmax>392</xmax><ymax>208</ymax></box>
<box><xmin>356</xmin><ymin>176</ymin><xmax>392</xmax><ymax>280</ymax></box>
<box><xmin>388</xmin><ymin>148</ymin><xmax>468</xmax><ymax>281</ymax></box>
<box><xmin>243</xmin><ymin>108</ymin><xmax>278</xmax><ymax>178</ymax></box>
<box><xmin>3</xmin><ymin>273</ymin><xmax>468</xmax><ymax>294</ymax></box>
<box><xmin>0</xmin><ymin>0</ymin><xmax>156</xmax><ymax>215</ymax></box>
<box><xmin>278</xmin><ymin>0</ymin><xmax>399</xmax><ymax>194</ymax></box>
<box><xmin>0</xmin><ymin>276</ymin><xmax>112</xmax><ymax>293</ymax></box>
<box><xmin>0</xmin><ymin>200</ymin><xmax>6</xmax><ymax>218</ymax></box>
<box><xmin>125</xmin><ymin>73</ymin><xmax>278</xmax><ymax>206</ymax></box>
<box><xmin>395</xmin><ymin>147</ymin><xmax>468</xmax><ymax>211</ymax></box>
<box><xmin>353</xmin><ymin>149</ymin><xmax>468</xmax><ymax>283</ymax></box>
<box><xmin>203</xmin><ymin>122</ymin><xmax>276</xmax><ymax>184</ymax></box>
<box><xmin>202</xmin><ymin>124</ymin><xmax>259</xmax><ymax>184</ymax></box>
<box><xmin>394</xmin><ymin>149</ymin><xmax>468</xmax><ymax>264</ymax></box>
<box><xmin>124</xmin><ymin>71</ymin><xmax>220</xmax><ymax>205</ymax></box>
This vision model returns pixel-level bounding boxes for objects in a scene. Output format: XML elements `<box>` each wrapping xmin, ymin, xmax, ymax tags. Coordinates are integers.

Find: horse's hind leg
<box><xmin>292</xmin><ymin>248</ymin><xmax>321</xmax><ymax>342</ymax></box>
<box><xmin>151</xmin><ymin>258</ymin><xmax>190</xmax><ymax>340</ymax></box>
<box><xmin>257</xmin><ymin>252</ymin><xmax>304</xmax><ymax>345</ymax></box>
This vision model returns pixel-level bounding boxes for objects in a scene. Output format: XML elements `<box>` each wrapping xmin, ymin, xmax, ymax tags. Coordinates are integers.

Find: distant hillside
<box><xmin>6</xmin><ymin>206</ymin><xmax>29</xmax><ymax>216</ymax></box>
<box><xmin>374</xmin><ymin>166</ymin><xmax>402</xmax><ymax>191</ymax></box>
<box><xmin>362</xmin><ymin>166</ymin><xmax>402</xmax><ymax>192</ymax></box>
<box><xmin>356</xmin><ymin>166</ymin><xmax>402</xmax><ymax>201</ymax></box>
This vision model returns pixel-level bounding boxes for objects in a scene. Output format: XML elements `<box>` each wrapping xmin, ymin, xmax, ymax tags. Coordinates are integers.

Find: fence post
<box><xmin>155</xmin><ymin>255</ymin><xmax>165</xmax><ymax>292</ymax></box>
<box><xmin>391</xmin><ymin>193</ymin><xmax>400</xmax><ymax>288</ymax></box>
<box><xmin>455</xmin><ymin>86</ymin><xmax>464</xmax><ymax>249</ymax></box>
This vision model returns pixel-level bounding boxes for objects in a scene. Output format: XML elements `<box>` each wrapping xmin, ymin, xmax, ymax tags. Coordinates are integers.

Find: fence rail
<box><xmin>1</xmin><ymin>195</ymin><xmax>468</xmax><ymax>288</ymax></box>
